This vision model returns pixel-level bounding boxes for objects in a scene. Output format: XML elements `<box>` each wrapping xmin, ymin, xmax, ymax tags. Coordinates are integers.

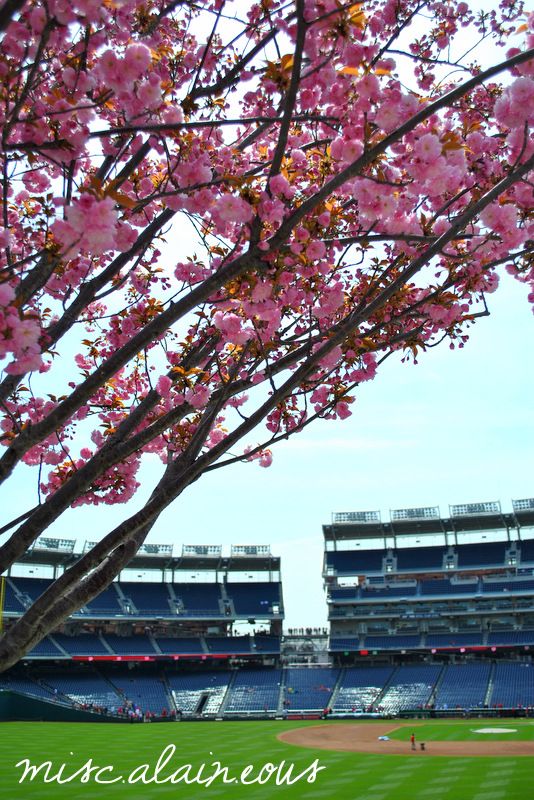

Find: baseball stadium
<box><xmin>1</xmin><ymin>497</ymin><xmax>534</xmax><ymax>799</ymax></box>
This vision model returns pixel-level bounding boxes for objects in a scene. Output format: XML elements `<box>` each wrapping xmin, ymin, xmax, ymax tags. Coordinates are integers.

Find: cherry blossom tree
<box><xmin>0</xmin><ymin>0</ymin><xmax>532</xmax><ymax>671</ymax></box>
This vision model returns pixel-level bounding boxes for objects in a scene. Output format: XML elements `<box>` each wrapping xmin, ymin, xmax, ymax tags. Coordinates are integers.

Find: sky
<box><xmin>1</xmin><ymin>0</ymin><xmax>533</xmax><ymax>630</ymax></box>
<box><xmin>3</xmin><ymin>271</ymin><xmax>533</xmax><ymax>628</ymax></box>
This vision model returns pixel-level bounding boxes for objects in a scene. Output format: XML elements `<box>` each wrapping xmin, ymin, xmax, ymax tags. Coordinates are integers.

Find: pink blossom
<box><xmin>336</xmin><ymin>402</ymin><xmax>352</xmax><ymax>420</ymax></box>
<box><xmin>0</xmin><ymin>283</ymin><xmax>15</xmax><ymax>304</ymax></box>
<box><xmin>212</xmin><ymin>194</ymin><xmax>253</xmax><ymax>224</ymax></box>
<box><xmin>185</xmin><ymin>384</ymin><xmax>210</xmax><ymax>408</ymax></box>
<box><xmin>124</xmin><ymin>44</ymin><xmax>152</xmax><ymax>78</ymax></box>
<box><xmin>414</xmin><ymin>133</ymin><xmax>442</xmax><ymax>163</ymax></box>
<box><xmin>0</xmin><ymin>227</ymin><xmax>11</xmax><ymax>248</ymax></box>
<box><xmin>480</xmin><ymin>203</ymin><xmax>519</xmax><ymax>236</ymax></box>
<box><xmin>213</xmin><ymin>311</ymin><xmax>253</xmax><ymax>344</ymax></box>
<box><xmin>156</xmin><ymin>376</ymin><xmax>172</xmax><ymax>396</ymax></box>
<box><xmin>306</xmin><ymin>240</ymin><xmax>326</xmax><ymax>261</ymax></box>
<box><xmin>269</xmin><ymin>174</ymin><xmax>294</xmax><ymax>198</ymax></box>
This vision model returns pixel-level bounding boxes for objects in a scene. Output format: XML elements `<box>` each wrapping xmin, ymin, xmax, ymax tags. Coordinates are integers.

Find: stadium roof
<box><xmin>15</xmin><ymin>540</ymin><xmax>280</xmax><ymax>571</ymax></box>
<box><xmin>324</xmin><ymin>499</ymin><xmax>534</xmax><ymax>541</ymax></box>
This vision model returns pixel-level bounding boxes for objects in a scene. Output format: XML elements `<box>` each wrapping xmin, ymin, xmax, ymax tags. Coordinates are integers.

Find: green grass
<box><xmin>0</xmin><ymin>719</ymin><xmax>532</xmax><ymax>799</ymax></box>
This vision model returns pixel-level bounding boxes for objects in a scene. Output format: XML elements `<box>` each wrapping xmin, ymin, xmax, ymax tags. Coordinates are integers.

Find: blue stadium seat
<box><xmin>225</xmin><ymin>669</ymin><xmax>283</xmax><ymax>713</ymax></box>
<box><xmin>44</xmin><ymin>670</ymin><xmax>122</xmax><ymax>709</ymax></box>
<box><xmin>378</xmin><ymin>664</ymin><xmax>442</xmax><ymax>712</ymax></box>
<box><xmin>420</xmin><ymin>579</ymin><xmax>478</xmax><ymax>596</ymax></box>
<box><xmin>119</xmin><ymin>582</ymin><xmax>174</xmax><ymax>616</ymax></box>
<box><xmin>107</xmin><ymin>671</ymin><xmax>172</xmax><ymax>714</ymax></box>
<box><xmin>490</xmin><ymin>662</ymin><xmax>534</xmax><ymax>707</ymax></box>
<box><xmin>325</xmin><ymin>551</ymin><xmax>383</xmax><ymax>573</ymax></box>
<box><xmin>487</xmin><ymin>629</ymin><xmax>534</xmax><ymax>646</ymax></box>
<box><xmin>334</xmin><ymin>666</ymin><xmax>395</xmax><ymax>712</ymax></box>
<box><xmin>426</xmin><ymin>632</ymin><xmax>483</xmax><ymax>648</ymax></box>
<box><xmin>518</xmin><ymin>539</ymin><xmax>534</xmax><ymax>564</ymax></box>
<box><xmin>155</xmin><ymin>637</ymin><xmax>205</xmax><ymax>655</ymax></box>
<box><xmin>172</xmin><ymin>583</ymin><xmax>222</xmax><ymax>616</ymax></box>
<box><xmin>253</xmin><ymin>636</ymin><xmax>281</xmax><ymax>654</ymax></box>
<box><xmin>9</xmin><ymin>577</ymin><xmax>53</xmax><ymax>603</ymax></box>
<box><xmin>168</xmin><ymin>671</ymin><xmax>231</xmax><ymax>716</ymax></box>
<box><xmin>456</xmin><ymin>541</ymin><xmax>506</xmax><ymax>567</ymax></box>
<box><xmin>226</xmin><ymin>583</ymin><xmax>281</xmax><ymax>616</ymax></box>
<box><xmin>205</xmin><ymin>636</ymin><xmax>252</xmax><ymax>654</ymax></box>
<box><xmin>283</xmin><ymin>668</ymin><xmax>339</xmax><ymax>711</ymax></box>
<box><xmin>329</xmin><ymin>637</ymin><xmax>362</xmax><ymax>651</ymax></box>
<box><xmin>103</xmin><ymin>634</ymin><xmax>157</xmax><ymax>656</ymax></box>
<box><xmin>360</xmin><ymin>584</ymin><xmax>416</xmax><ymax>599</ymax></box>
<box><xmin>434</xmin><ymin>662</ymin><xmax>491</xmax><ymax>709</ymax></box>
<box><xmin>27</xmin><ymin>637</ymin><xmax>65</xmax><ymax>658</ymax></box>
<box><xmin>53</xmin><ymin>634</ymin><xmax>110</xmax><ymax>656</ymax></box>
<box><xmin>364</xmin><ymin>634</ymin><xmax>422</xmax><ymax>649</ymax></box>
<box><xmin>395</xmin><ymin>546</ymin><xmax>445</xmax><ymax>570</ymax></box>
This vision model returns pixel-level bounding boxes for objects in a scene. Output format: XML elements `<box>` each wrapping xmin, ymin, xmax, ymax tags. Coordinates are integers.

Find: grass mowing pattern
<box><xmin>0</xmin><ymin>720</ymin><xmax>532</xmax><ymax>799</ymax></box>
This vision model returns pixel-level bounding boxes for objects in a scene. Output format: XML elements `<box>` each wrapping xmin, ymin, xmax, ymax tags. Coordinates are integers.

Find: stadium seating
<box><xmin>395</xmin><ymin>546</ymin><xmax>446</xmax><ymax>570</ymax></box>
<box><xmin>426</xmin><ymin>632</ymin><xmax>483</xmax><ymax>648</ymax></box>
<box><xmin>329</xmin><ymin>637</ymin><xmax>362</xmax><ymax>651</ymax></box>
<box><xmin>83</xmin><ymin>584</ymin><xmax>124</xmax><ymax>616</ymax></box>
<box><xmin>378</xmin><ymin>664</ymin><xmax>442</xmax><ymax>712</ymax></box>
<box><xmin>434</xmin><ymin>662</ymin><xmax>491</xmax><ymax>709</ymax></box>
<box><xmin>43</xmin><ymin>670</ymin><xmax>123</xmax><ymax>709</ymax></box>
<box><xmin>0</xmin><ymin>675</ymin><xmax>59</xmax><ymax>702</ymax></box>
<box><xmin>363</xmin><ymin>634</ymin><xmax>421</xmax><ymax>650</ymax></box>
<box><xmin>490</xmin><ymin>662</ymin><xmax>534</xmax><ymax>707</ymax></box>
<box><xmin>107</xmin><ymin>671</ymin><xmax>172</xmax><ymax>714</ymax></box>
<box><xmin>167</xmin><ymin>671</ymin><xmax>231</xmax><ymax>716</ymax></box>
<box><xmin>283</xmin><ymin>668</ymin><xmax>339</xmax><ymax>711</ymax></box>
<box><xmin>518</xmin><ymin>539</ymin><xmax>534</xmax><ymax>563</ymax></box>
<box><xmin>252</xmin><ymin>635</ymin><xmax>281</xmax><ymax>653</ymax></box>
<box><xmin>103</xmin><ymin>634</ymin><xmax>157</xmax><ymax>656</ymax></box>
<box><xmin>172</xmin><ymin>583</ymin><xmax>222</xmax><ymax>616</ymax></box>
<box><xmin>27</xmin><ymin>637</ymin><xmax>65</xmax><ymax>658</ymax></box>
<box><xmin>360</xmin><ymin>584</ymin><xmax>417</xmax><ymax>599</ymax></box>
<box><xmin>205</xmin><ymin>636</ymin><xmax>252</xmax><ymax>654</ymax></box>
<box><xmin>225</xmin><ymin>669</ymin><xmax>282</xmax><ymax>713</ymax></box>
<box><xmin>325</xmin><ymin>551</ymin><xmax>383</xmax><ymax>573</ymax></box>
<box><xmin>334</xmin><ymin>666</ymin><xmax>395</xmax><ymax>712</ymax></box>
<box><xmin>456</xmin><ymin>541</ymin><xmax>506</xmax><ymax>567</ymax></box>
<box><xmin>420</xmin><ymin>578</ymin><xmax>478</xmax><ymax>595</ymax></box>
<box><xmin>10</xmin><ymin>577</ymin><xmax>53</xmax><ymax>603</ymax></box>
<box><xmin>3</xmin><ymin>580</ymin><xmax>26</xmax><ymax>612</ymax></box>
<box><xmin>154</xmin><ymin>637</ymin><xmax>205</xmax><ymax>655</ymax></box>
<box><xmin>329</xmin><ymin>587</ymin><xmax>359</xmax><ymax>601</ymax></box>
<box><xmin>226</xmin><ymin>583</ymin><xmax>281</xmax><ymax>616</ymax></box>
<box><xmin>53</xmin><ymin>633</ymin><xmax>111</xmax><ymax>656</ymax></box>
<box><xmin>118</xmin><ymin>582</ymin><xmax>174</xmax><ymax>616</ymax></box>
<box><xmin>487</xmin><ymin>629</ymin><xmax>534</xmax><ymax>646</ymax></box>
<box><xmin>482</xmin><ymin>579</ymin><xmax>534</xmax><ymax>594</ymax></box>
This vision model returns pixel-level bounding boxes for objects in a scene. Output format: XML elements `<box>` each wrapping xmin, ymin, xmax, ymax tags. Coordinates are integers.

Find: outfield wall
<box><xmin>0</xmin><ymin>690</ymin><xmax>128</xmax><ymax>723</ymax></box>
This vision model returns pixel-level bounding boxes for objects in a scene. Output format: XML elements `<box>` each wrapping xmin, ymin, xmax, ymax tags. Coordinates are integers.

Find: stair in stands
<box><xmin>327</xmin><ymin>666</ymin><xmax>346</xmax><ymax>710</ymax></box>
<box><xmin>427</xmin><ymin>663</ymin><xmax>447</xmax><ymax>708</ymax></box>
<box><xmin>216</xmin><ymin>670</ymin><xmax>238</xmax><ymax>716</ymax></box>
<box><xmin>372</xmin><ymin>664</ymin><xmax>399</xmax><ymax>710</ymax></box>
<box><xmin>484</xmin><ymin>661</ymin><xmax>496</xmax><ymax>707</ymax></box>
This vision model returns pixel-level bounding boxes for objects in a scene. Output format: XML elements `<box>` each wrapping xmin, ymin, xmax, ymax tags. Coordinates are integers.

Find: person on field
<box><xmin>410</xmin><ymin>732</ymin><xmax>416</xmax><ymax>750</ymax></box>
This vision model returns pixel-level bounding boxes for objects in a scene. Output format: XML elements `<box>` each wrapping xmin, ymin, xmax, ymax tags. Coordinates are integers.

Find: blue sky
<box><xmin>1</xmin><ymin>0</ymin><xmax>532</xmax><ymax>628</ymax></box>
<box><xmin>3</xmin><ymin>271</ymin><xmax>533</xmax><ymax>627</ymax></box>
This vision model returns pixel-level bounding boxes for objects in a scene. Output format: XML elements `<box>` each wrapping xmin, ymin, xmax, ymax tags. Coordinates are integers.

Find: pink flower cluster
<box><xmin>213</xmin><ymin>310</ymin><xmax>254</xmax><ymax>345</ymax></box>
<box><xmin>0</xmin><ymin>284</ymin><xmax>42</xmax><ymax>374</ymax></box>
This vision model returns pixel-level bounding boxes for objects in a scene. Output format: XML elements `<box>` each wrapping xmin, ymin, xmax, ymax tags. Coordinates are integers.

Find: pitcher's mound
<box><xmin>278</xmin><ymin>722</ymin><xmax>534</xmax><ymax>757</ymax></box>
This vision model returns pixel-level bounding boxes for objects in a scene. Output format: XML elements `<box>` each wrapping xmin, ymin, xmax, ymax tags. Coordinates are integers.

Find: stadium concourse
<box><xmin>2</xmin><ymin>499</ymin><xmax>534</xmax><ymax>722</ymax></box>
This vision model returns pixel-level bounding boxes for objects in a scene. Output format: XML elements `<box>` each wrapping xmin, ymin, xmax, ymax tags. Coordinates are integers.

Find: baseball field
<box><xmin>0</xmin><ymin>719</ymin><xmax>532</xmax><ymax>799</ymax></box>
